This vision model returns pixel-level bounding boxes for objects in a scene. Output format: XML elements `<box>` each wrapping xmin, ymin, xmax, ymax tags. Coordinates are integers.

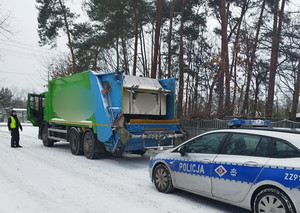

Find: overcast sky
<box><xmin>0</xmin><ymin>0</ymin><xmax>83</xmax><ymax>94</ymax></box>
<box><xmin>0</xmin><ymin>0</ymin><xmax>300</xmax><ymax>95</ymax></box>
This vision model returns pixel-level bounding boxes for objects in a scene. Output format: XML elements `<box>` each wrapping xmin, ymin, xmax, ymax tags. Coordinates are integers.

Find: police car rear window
<box><xmin>272</xmin><ymin>139</ymin><xmax>300</xmax><ymax>158</ymax></box>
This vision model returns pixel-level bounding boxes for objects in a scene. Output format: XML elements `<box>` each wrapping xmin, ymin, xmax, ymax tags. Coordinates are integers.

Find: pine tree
<box><xmin>36</xmin><ymin>0</ymin><xmax>77</xmax><ymax>73</ymax></box>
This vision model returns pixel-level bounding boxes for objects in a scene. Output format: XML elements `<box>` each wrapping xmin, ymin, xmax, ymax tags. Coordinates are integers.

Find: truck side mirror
<box><xmin>178</xmin><ymin>146</ymin><xmax>186</xmax><ymax>156</ymax></box>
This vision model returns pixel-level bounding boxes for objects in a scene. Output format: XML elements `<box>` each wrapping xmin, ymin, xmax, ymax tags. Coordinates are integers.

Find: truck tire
<box><xmin>69</xmin><ymin>128</ymin><xmax>83</xmax><ymax>155</ymax></box>
<box><xmin>42</xmin><ymin>125</ymin><xmax>54</xmax><ymax>147</ymax></box>
<box><xmin>83</xmin><ymin>130</ymin><xmax>97</xmax><ymax>159</ymax></box>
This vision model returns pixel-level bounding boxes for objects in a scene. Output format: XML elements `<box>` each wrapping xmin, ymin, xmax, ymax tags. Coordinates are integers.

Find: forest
<box><xmin>35</xmin><ymin>0</ymin><xmax>300</xmax><ymax>120</ymax></box>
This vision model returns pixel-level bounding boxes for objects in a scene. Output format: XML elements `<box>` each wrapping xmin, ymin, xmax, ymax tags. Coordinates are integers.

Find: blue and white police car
<box><xmin>149</xmin><ymin>128</ymin><xmax>300</xmax><ymax>213</ymax></box>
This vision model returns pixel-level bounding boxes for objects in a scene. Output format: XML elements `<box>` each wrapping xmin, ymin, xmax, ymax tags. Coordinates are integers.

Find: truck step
<box><xmin>48</xmin><ymin>128</ymin><xmax>67</xmax><ymax>133</ymax></box>
<box><xmin>48</xmin><ymin>136</ymin><xmax>67</xmax><ymax>142</ymax></box>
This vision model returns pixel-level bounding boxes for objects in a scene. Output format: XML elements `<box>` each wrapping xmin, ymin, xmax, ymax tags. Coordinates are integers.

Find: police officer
<box><xmin>7</xmin><ymin>110</ymin><xmax>23</xmax><ymax>148</ymax></box>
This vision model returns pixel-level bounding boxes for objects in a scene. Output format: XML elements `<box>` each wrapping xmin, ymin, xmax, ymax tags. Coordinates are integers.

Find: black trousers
<box><xmin>11</xmin><ymin>129</ymin><xmax>20</xmax><ymax>147</ymax></box>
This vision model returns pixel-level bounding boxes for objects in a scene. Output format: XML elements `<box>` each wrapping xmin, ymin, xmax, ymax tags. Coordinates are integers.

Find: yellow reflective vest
<box><xmin>10</xmin><ymin>116</ymin><xmax>20</xmax><ymax>129</ymax></box>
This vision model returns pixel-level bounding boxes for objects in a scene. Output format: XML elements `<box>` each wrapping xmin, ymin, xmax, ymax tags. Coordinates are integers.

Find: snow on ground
<box><xmin>0</xmin><ymin>124</ymin><xmax>250</xmax><ymax>213</ymax></box>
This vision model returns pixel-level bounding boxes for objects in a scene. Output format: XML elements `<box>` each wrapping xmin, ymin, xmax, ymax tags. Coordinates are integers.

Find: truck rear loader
<box><xmin>27</xmin><ymin>71</ymin><xmax>185</xmax><ymax>159</ymax></box>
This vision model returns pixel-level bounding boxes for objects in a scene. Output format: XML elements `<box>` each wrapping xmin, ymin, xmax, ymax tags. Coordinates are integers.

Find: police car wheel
<box><xmin>253</xmin><ymin>188</ymin><xmax>295</xmax><ymax>213</ymax></box>
<box><xmin>153</xmin><ymin>164</ymin><xmax>174</xmax><ymax>193</ymax></box>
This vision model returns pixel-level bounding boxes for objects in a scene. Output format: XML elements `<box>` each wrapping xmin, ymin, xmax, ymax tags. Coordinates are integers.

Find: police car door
<box><xmin>211</xmin><ymin>133</ymin><xmax>271</xmax><ymax>202</ymax></box>
<box><xmin>173</xmin><ymin>133</ymin><xmax>227</xmax><ymax>196</ymax></box>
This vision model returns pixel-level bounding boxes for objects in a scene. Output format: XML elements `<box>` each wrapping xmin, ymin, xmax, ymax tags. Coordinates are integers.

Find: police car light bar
<box><xmin>227</xmin><ymin>119</ymin><xmax>270</xmax><ymax>128</ymax></box>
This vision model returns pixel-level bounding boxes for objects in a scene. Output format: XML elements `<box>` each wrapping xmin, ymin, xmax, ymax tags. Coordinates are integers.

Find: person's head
<box><xmin>11</xmin><ymin>110</ymin><xmax>16</xmax><ymax>116</ymax></box>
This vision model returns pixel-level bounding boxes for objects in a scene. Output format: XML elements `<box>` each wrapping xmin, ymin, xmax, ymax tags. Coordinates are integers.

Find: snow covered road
<box><xmin>0</xmin><ymin>125</ymin><xmax>250</xmax><ymax>213</ymax></box>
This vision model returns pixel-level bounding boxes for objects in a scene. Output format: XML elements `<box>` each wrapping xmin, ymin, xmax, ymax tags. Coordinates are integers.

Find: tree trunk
<box><xmin>229</xmin><ymin>0</ymin><xmax>249</xmax><ymax>115</ymax></box>
<box><xmin>185</xmin><ymin>73</ymin><xmax>190</xmax><ymax>117</ymax></box>
<box><xmin>188</xmin><ymin>78</ymin><xmax>193</xmax><ymax>116</ymax></box>
<box><xmin>151</xmin><ymin>21</ymin><xmax>154</xmax><ymax>75</ymax></box>
<box><xmin>58</xmin><ymin>0</ymin><xmax>76</xmax><ymax>73</ymax></box>
<box><xmin>151</xmin><ymin>0</ymin><xmax>162</xmax><ymax>79</ymax></box>
<box><xmin>230</xmin><ymin>0</ymin><xmax>248</xmax><ymax>77</ymax></box>
<box><xmin>116</xmin><ymin>37</ymin><xmax>120</xmax><ymax>71</ymax></box>
<box><xmin>139</xmin><ymin>28</ymin><xmax>146</xmax><ymax>76</ymax></box>
<box><xmin>253</xmin><ymin>77</ymin><xmax>260</xmax><ymax>117</ymax></box>
<box><xmin>265</xmin><ymin>0</ymin><xmax>285</xmax><ymax>120</ymax></box>
<box><xmin>194</xmin><ymin>70</ymin><xmax>199</xmax><ymax>112</ymax></box>
<box><xmin>167</xmin><ymin>0</ymin><xmax>176</xmax><ymax>78</ymax></box>
<box><xmin>130</xmin><ymin>0</ymin><xmax>138</xmax><ymax>76</ymax></box>
<box><xmin>232</xmin><ymin>55</ymin><xmax>237</xmax><ymax>115</ymax></box>
<box><xmin>140</xmin><ymin>26</ymin><xmax>148</xmax><ymax>77</ymax></box>
<box><xmin>121</xmin><ymin>34</ymin><xmax>129</xmax><ymax>74</ymax></box>
<box><xmin>193</xmin><ymin>46</ymin><xmax>199</xmax><ymax>113</ymax></box>
<box><xmin>158</xmin><ymin>41</ymin><xmax>162</xmax><ymax>78</ymax></box>
<box><xmin>186</xmin><ymin>42</ymin><xmax>193</xmax><ymax>116</ymax></box>
<box><xmin>208</xmin><ymin>68</ymin><xmax>222</xmax><ymax>118</ymax></box>
<box><xmin>290</xmin><ymin>56</ymin><xmax>300</xmax><ymax>121</ymax></box>
<box><xmin>217</xmin><ymin>70</ymin><xmax>224</xmax><ymax>118</ymax></box>
<box><xmin>242</xmin><ymin>0</ymin><xmax>266</xmax><ymax>116</ymax></box>
<box><xmin>219</xmin><ymin>0</ymin><xmax>230</xmax><ymax>117</ymax></box>
<box><xmin>177</xmin><ymin>0</ymin><xmax>186</xmax><ymax>119</ymax></box>
<box><xmin>92</xmin><ymin>49</ymin><xmax>100</xmax><ymax>71</ymax></box>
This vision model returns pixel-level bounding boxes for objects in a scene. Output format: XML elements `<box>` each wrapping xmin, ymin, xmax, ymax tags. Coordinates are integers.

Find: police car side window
<box><xmin>225</xmin><ymin>134</ymin><xmax>264</xmax><ymax>156</ymax></box>
<box><xmin>254</xmin><ymin>137</ymin><xmax>270</xmax><ymax>157</ymax></box>
<box><xmin>272</xmin><ymin>140</ymin><xmax>300</xmax><ymax>158</ymax></box>
<box><xmin>185</xmin><ymin>133</ymin><xmax>226</xmax><ymax>154</ymax></box>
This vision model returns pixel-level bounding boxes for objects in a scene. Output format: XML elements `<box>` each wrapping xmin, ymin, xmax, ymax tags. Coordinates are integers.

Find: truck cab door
<box><xmin>27</xmin><ymin>93</ymin><xmax>45</xmax><ymax>126</ymax></box>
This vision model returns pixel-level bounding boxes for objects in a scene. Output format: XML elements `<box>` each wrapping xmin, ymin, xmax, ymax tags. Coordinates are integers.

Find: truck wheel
<box><xmin>83</xmin><ymin>130</ymin><xmax>97</xmax><ymax>159</ymax></box>
<box><xmin>69</xmin><ymin>128</ymin><xmax>83</xmax><ymax>155</ymax></box>
<box><xmin>253</xmin><ymin>188</ymin><xmax>296</xmax><ymax>213</ymax></box>
<box><xmin>42</xmin><ymin>125</ymin><xmax>54</xmax><ymax>147</ymax></box>
<box><xmin>153</xmin><ymin>164</ymin><xmax>174</xmax><ymax>193</ymax></box>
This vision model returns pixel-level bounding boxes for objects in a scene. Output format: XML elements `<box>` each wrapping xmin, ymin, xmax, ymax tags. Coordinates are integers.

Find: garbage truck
<box><xmin>27</xmin><ymin>71</ymin><xmax>185</xmax><ymax>159</ymax></box>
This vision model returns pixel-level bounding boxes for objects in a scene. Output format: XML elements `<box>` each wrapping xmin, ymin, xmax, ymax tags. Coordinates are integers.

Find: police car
<box><xmin>149</xmin><ymin>127</ymin><xmax>300</xmax><ymax>213</ymax></box>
